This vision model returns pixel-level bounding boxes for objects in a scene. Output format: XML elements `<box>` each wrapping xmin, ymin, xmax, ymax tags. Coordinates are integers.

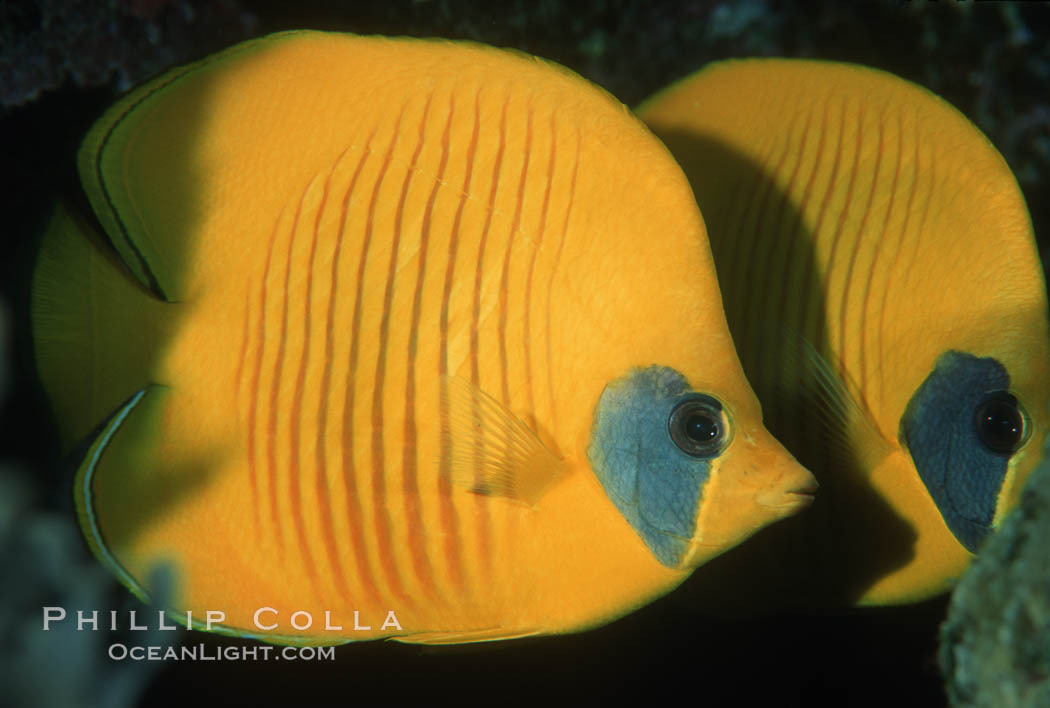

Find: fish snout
<box><xmin>755</xmin><ymin>459</ymin><xmax>818</xmax><ymax>515</ymax></box>
<box><xmin>748</xmin><ymin>437</ymin><xmax>818</xmax><ymax>517</ymax></box>
<box><xmin>755</xmin><ymin>473</ymin><xmax>817</xmax><ymax>517</ymax></box>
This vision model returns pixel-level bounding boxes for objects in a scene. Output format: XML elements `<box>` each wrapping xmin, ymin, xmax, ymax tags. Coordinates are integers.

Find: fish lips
<box><xmin>762</xmin><ymin>481</ymin><xmax>819</xmax><ymax>512</ymax></box>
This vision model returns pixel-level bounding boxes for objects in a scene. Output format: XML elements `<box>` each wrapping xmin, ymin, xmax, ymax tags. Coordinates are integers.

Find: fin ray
<box><xmin>31</xmin><ymin>203</ymin><xmax>169</xmax><ymax>450</ymax></box>
<box><xmin>442</xmin><ymin>376</ymin><xmax>566</xmax><ymax>506</ymax></box>
<box><xmin>762</xmin><ymin>322</ymin><xmax>892</xmax><ymax>470</ymax></box>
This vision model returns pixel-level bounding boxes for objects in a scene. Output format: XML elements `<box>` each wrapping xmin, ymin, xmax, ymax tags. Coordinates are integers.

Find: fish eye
<box><xmin>974</xmin><ymin>392</ymin><xmax>1028</xmax><ymax>455</ymax></box>
<box><xmin>668</xmin><ymin>396</ymin><xmax>729</xmax><ymax>458</ymax></box>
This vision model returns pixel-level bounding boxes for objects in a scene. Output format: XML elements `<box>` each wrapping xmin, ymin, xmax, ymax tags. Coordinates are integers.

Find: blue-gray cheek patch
<box><xmin>899</xmin><ymin>350</ymin><xmax>1011</xmax><ymax>553</ymax></box>
<box><xmin>587</xmin><ymin>365</ymin><xmax>712</xmax><ymax>568</ymax></box>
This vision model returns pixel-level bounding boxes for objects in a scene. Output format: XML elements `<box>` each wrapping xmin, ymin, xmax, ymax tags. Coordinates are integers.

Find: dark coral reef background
<box><xmin>2</xmin><ymin>2</ymin><xmax>1049</xmax><ymax>707</ymax></box>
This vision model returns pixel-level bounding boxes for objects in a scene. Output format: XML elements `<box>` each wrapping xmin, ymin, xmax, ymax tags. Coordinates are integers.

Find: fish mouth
<box><xmin>758</xmin><ymin>480</ymin><xmax>819</xmax><ymax>512</ymax></box>
<box><xmin>782</xmin><ymin>485</ymin><xmax>818</xmax><ymax>509</ymax></box>
<box><xmin>787</xmin><ymin>480</ymin><xmax>819</xmax><ymax>498</ymax></box>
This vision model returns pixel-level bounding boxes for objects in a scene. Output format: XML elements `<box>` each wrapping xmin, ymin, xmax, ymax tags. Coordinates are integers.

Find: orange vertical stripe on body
<box><xmin>264</xmin><ymin>210</ymin><xmax>296</xmax><ymax>554</ymax></box>
<box><xmin>522</xmin><ymin>109</ymin><xmax>556</xmax><ymax>433</ymax></box>
<box><xmin>543</xmin><ymin>130</ymin><xmax>579</xmax><ymax>436</ymax></box>
<box><xmin>247</xmin><ymin>217</ymin><xmax>283</xmax><ymax>538</ymax></box>
<box><xmin>817</xmin><ymin>101</ymin><xmax>863</xmax><ymax>351</ymax></box>
<box><xmin>469</xmin><ymin>96</ymin><xmax>509</xmax><ymax>578</ymax></box>
<box><xmin>493</xmin><ymin>101</ymin><xmax>533</xmax><ymax>596</ymax></box>
<box><xmin>776</xmin><ymin>98</ymin><xmax>830</xmax><ymax>318</ymax></box>
<box><xmin>751</xmin><ymin>108</ymin><xmax>812</xmax><ymax>408</ymax></box>
<box><xmin>901</xmin><ymin>142</ymin><xmax>935</xmax><ymax>318</ymax></box>
<box><xmin>288</xmin><ymin>173</ymin><xmax>326</xmax><ymax>601</ymax></box>
<box><xmin>234</xmin><ymin>285</ymin><xmax>253</xmax><ymax>522</ymax></box>
<box><xmin>234</xmin><ymin>287</ymin><xmax>252</xmax><ymax>406</ymax></box>
<box><xmin>372</xmin><ymin>101</ymin><xmax>423</xmax><ymax>609</ymax></box>
<box><xmin>437</xmin><ymin>90</ymin><xmax>481</xmax><ymax>596</ymax></box>
<box><xmin>771</xmin><ymin>101</ymin><xmax>827</xmax><ymax>436</ymax></box>
<box><xmin>343</xmin><ymin>128</ymin><xmax>391</xmax><ymax>609</ymax></box>
<box><xmin>471</xmin><ymin>94</ymin><xmax>508</xmax><ymax>387</ymax></box>
<box><xmin>271</xmin><ymin>187</ymin><xmax>319</xmax><ymax>588</ymax></box>
<box><xmin>875</xmin><ymin>110</ymin><xmax>920</xmax><ymax>411</ymax></box>
<box><xmin>316</xmin><ymin>144</ymin><xmax>372</xmax><ymax>606</ymax></box>
<box><xmin>859</xmin><ymin>109</ymin><xmax>903</xmax><ymax>411</ymax></box>
<box><xmin>811</xmin><ymin>102</ymin><xmax>864</xmax><ymax>474</ymax></box>
<box><xmin>498</xmin><ymin>106</ymin><xmax>533</xmax><ymax>408</ymax></box>
<box><xmin>798</xmin><ymin>99</ymin><xmax>848</xmax><ymax>356</ymax></box>
<box><xmin>402</xmin><ymin>93</ymin><xmax>444</xmax><ymax>605</ymax></box>
<box><xmin>836</xmin><ymin>106</ymin><xmax>884</xmax><ymax>397</ymax></box>
<box><xmin>287</xmin><ymin>158</ymin><xmax>342</xmax><ymax>606</ymax></box>
<box><xmin>491</xmin><ymin>101</ymin><xmax>532</xmax><ymax>603</ymax></box>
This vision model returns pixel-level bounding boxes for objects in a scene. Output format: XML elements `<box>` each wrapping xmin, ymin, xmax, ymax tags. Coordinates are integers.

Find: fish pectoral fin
<box><xmin>441</xmin><ymin>375</ymin><xmax>567</xmax><ymax>506</ymax></box>
<box><xmin>768</xmin><ymin>323</ymin><xmax>893</xmax><ymax>470</ymax></box>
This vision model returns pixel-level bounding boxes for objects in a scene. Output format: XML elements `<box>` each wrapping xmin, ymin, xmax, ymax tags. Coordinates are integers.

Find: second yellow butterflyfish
<box><xmin>639</xmin><ymin>58</ymin><xmax>1050</xmax><ymax>609</ymax></box>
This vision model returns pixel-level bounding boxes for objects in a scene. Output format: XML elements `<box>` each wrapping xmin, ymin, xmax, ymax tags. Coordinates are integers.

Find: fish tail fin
<box><xmin>32</xmin><ymin>202</ymin><xmax>171</xmax><ymax>451</ymax></box>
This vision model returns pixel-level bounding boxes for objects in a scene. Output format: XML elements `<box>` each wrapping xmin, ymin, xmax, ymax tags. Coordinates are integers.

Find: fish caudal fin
<box><xmin>32</xmin><ymin>203</ymin><xmax>170</xmax><ymax>451</ymax></box>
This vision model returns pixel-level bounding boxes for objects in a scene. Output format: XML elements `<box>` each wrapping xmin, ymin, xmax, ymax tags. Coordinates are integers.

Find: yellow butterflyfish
<box><xmin>32</xmin><ymin>32</ymin><xmax>816</xmax><ymax>644</ymax></box>
<box><xmin>639</xmin><ymin>58</ymin><xmax>1050</xmax><ymax>609</ymax></box>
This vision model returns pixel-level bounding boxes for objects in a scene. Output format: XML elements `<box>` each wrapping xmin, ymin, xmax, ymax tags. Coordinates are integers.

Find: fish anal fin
<box><xmin>398</xmin><ymin>625</ymin><xmax>543</xmax><ymax>645</ymax></box>
<box><xmin>441</xmin><ymin>376</ymin><xmax>567</xmax><ymax>507</ymax></box>
<box><xmin>74</xmin><ymin>385</ymin><xmax>220</xmax><ymax>606</ymax></box>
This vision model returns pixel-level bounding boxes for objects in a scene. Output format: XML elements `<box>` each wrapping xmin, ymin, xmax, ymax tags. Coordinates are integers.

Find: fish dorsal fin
<box><xmin>441</xmin><ymin>376</ymin><xmax>567</xmax><ymax>506</ymax></box>
<box><xmin>77</xmin><ymin>52</ymin><xmax>224</xmax><ymax>302</ymax></box>
<box><xmin>768</xmin><ymin>324</ymin><xmax>893</xmax><ymax>471</ymax></box>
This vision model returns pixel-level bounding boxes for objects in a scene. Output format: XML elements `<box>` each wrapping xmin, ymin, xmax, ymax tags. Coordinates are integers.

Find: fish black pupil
<box><xmin>685</xmin><ymin>414</ymin><xmax>719</xmax><ymax>443</ymax></box>
<box><xmin>975</xmin><ymin>395</ymin><xmax>1024</xmax><ymax>455</ymax></box>
<box><xmin>669</xmin><ymin>397</ymin><xmax>726</xmax><ymax>458</ymax></box>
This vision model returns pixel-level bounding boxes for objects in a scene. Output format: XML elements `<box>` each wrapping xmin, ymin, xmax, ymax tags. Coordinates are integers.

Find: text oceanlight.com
<box><xmin>108</xmin><ymin>644</ymin><xmax>335</xmax><ymax>662</ymax></box>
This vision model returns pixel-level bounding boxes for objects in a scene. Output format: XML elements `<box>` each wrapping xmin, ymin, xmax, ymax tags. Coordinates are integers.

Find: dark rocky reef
<box><xmin>941</xmin><ymin>432</ymin><xmax>1050</xmax><ymax>708</ymax></box>
<box><xmin>0</xmin><ymin>0</ymin><xmax>256</xmax><ymax>110</ymax></box>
